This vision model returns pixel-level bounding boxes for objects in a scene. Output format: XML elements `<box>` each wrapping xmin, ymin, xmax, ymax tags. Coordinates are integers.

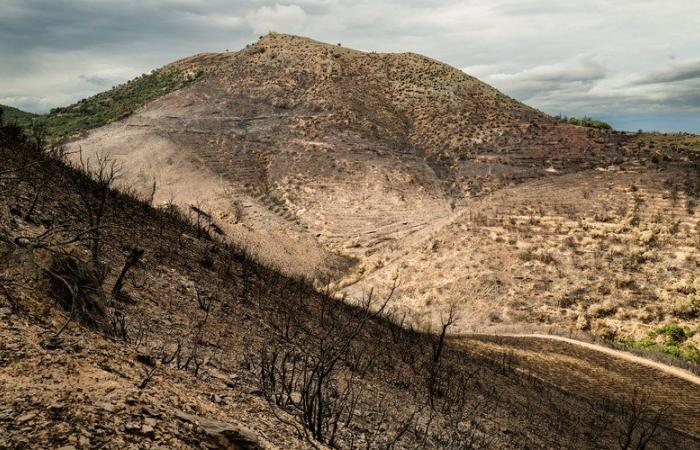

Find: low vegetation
<box><xmin>616</xmin><ymin>323</ymin><xmax>700</xmax><ymax>362</ymax></box>
<box><xmin>0</xmin><ymin>104</ymin><xmax>37</xmax><ymax>130</ymax></box>
<box><xmin>556</xmin><ymin>114</ymin><xmax>612</xmax><ymax>130</ymax></box>
<box><xmin>37</xmin><ymin>68</ymin><xmax>199</xmax><ymax>141</ymax></box>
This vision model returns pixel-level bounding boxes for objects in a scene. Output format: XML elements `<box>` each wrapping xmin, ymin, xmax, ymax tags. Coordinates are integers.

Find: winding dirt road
<box><xmin>455</xmin><ymin>332</ymin><xmax>700</xmax><ymax>438</ymax></box>
<box><xmin>460</xmin><ymin>332</ymin><xmax>700</xmax><ymax>386</ymax></box>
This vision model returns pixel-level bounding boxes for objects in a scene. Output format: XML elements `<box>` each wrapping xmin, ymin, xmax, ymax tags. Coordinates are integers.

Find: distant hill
<box><xmin>42</xmin><ymin>67</ymin><xmax>203</xmax><ymax>140</ymax></box>
<box><xmin>0</xmin><ymin>104</ymin><xmax>37</xmax><ymax>130</ymax></box>
<box><xmin>2</xmin><ymin>67</ymin><xmax>202</xmax><ymax>142</ymax></box>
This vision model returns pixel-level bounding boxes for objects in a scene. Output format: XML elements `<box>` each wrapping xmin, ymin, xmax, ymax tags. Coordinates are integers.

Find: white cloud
<box><xmin>490</xmin><ymin>57</ymin><xmax>607</xmax><ymax>84</ymax></box>
<box><xmin>245</xmin><ymin>4</ymin><xmax>310</xmax><ymax>35</ymax></box>
<box><xmin>1</xmin><ymin>0</ymin><xmax>699</xmax><ymax>131</ymax></box>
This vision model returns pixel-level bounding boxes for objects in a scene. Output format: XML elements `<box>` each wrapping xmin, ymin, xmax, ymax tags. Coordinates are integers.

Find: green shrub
<box><xmin>652</xmin><ymin>323</ymin><xmax>688</xmax><ymax>345</ymax></box>
<box><xmin>556</xmin><ymin>114</ymin><xmax>612</xmax><ymax>130</ymax></box>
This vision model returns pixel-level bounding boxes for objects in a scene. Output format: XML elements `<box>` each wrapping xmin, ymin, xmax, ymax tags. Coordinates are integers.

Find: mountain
<box><xmin>59</xmin><ymin>33</ymin><xmax>700</xmax><ymax>351</ymax></box>
<box><xmin>60</xmin><ymin>33</ymin><xmax>619</xmax><ymax>275</ymax></box>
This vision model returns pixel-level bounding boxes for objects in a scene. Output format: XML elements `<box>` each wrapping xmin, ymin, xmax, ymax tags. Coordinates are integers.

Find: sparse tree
<box><xmin>256</xmin><ymin>282</ymin><xmax>396</xmax><ymax>447</ymax></box>
<box><xmin>72</xmin><ymin>149</ymin><xmax>121</xmax><ymax>283</ymax></box>
<box><xmin>616</xmin><ymin>388</ymin><xmax>665</xmax><ymax>450</ymax></box>
<box><xmin>428</xmin><ymin>304</ymin><xmax>459</xmax><ymax>406</ymax></box>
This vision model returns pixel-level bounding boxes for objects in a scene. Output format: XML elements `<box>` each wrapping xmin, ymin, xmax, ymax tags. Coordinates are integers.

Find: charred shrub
<box><xmin>46</xmin><ymin>252</ymin><xmax>109</xmax><ymax>331</ymax></box>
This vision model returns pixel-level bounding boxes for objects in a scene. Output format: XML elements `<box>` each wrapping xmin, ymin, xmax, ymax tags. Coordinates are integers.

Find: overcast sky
<box><xmin>2</xmin><ymin>0</ymin><xmax>699</xmax><ymax>132</ymax></box>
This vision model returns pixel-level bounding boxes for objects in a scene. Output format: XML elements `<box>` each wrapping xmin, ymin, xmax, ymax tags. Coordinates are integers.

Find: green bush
<box><xmin>556</xmin><ymin>114</ymin><xmax>612</xmax><ymax>130</ymax></box>
<box><xmin>652</xmin><ymin>323</ymin><xmax>688</xmax><ymax>345</ymax></box>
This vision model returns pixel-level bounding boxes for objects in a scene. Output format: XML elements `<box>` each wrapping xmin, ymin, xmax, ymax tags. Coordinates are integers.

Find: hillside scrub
<box><xmin>0</xmin><ymin>104</ymin><xmax>37</xmax><ymax>131</ymax></box>
<box><xmin>556</xmin><ymin>114</ymin><xmax>612</xmax><ymax>130</ymax></box>
<box><xmin>41</xmin><ymin>68</ymin><xmax>201</xmax><ymax>141</ymax></box>
<box><xmin>616</xmin><ymin>323</ymin><xmax>700</xmax><ymax>362</ymax></box>
<box><xmin>1</xmin><ymin>108</ymin><xmax>697</xmax><ymax>448</ymax></box>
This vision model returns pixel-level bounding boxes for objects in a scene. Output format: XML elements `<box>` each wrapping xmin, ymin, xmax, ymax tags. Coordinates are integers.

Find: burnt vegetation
<box><xmin>0</xmin><ymin>114</ymin><xmax>697</xmax><ymax>448</ymax></box>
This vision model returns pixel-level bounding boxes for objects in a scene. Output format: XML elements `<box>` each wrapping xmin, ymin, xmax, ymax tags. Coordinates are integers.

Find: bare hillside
<box><xmin>63</xmin><ymin>33</ymin><xmax>619</xmax><ymax>275</ymax></box>
<box><xmin>2</xmin><ymin>115</ymin><xmax>699</xmax><ymax>449</ymax></box>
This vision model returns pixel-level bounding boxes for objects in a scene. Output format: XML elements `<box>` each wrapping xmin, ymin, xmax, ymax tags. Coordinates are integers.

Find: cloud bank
<box><xmin>1</xmin><ymin>0</ymin><xmax>699</xmax><ymax>132</ymax></box>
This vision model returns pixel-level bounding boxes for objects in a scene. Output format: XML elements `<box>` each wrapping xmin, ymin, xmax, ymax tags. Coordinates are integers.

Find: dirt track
<box><xmin>461</xmin><ymin>332</ymin><xmax>700</xmax><ymax>386</ymax></box>
<box><xmin>454</xmin><ymin>333</ymin><xmax>700</xmax><ymax>438</ymax></box>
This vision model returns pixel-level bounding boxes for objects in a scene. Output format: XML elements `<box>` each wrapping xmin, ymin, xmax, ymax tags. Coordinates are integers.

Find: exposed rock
<box><xmin>174</xmin><ymin>410</ymin><xmax>261</xmax><ymax>450</ymax></box>
<box><xmin>17</xmin><ymin>412</ymin><xmax>37</xmax><ymax>423</ymax></box>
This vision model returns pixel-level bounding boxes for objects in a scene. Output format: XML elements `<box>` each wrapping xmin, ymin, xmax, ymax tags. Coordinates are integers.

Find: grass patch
<box><xmin>615</xmin><ymin>323</ymin><xmax>700</xmax><ymax>362</ymax></box>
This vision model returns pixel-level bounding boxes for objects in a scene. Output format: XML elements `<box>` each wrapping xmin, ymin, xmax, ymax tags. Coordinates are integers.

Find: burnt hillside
<box><xmin>0</xmin><ymin>117</ymin><xmax>697</xmax><ymax>448</ymax></box>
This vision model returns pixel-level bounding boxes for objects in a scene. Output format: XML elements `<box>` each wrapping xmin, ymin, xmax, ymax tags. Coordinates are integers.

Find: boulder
<box><xmin>174</xmin><ymin>410</ymin><xmax>261</xmax><ymax>450</ymax></box>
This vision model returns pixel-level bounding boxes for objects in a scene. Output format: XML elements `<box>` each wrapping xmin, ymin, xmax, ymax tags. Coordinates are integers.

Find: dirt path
<box><xmin>454</xmin><ymin>332</ymin><xmax>700</xmax><ymax>438</ymax></box>
<box><xmin>458</xmin><ymin>332</ymin><xmax>700</xmax><ymax>386</ymax></box>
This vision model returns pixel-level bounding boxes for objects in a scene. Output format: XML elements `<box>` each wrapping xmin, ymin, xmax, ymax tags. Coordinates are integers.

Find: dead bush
<box><xmin>45</xmin><ymin>252</ymin><xmax>109</xmax><ymax>331</ymax></box>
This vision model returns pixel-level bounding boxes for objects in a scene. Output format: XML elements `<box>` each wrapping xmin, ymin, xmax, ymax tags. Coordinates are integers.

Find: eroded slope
<box><xmin>65</xmin><ymin>34</ymin><xmax>626</xmax><ymax>279</ymax></box>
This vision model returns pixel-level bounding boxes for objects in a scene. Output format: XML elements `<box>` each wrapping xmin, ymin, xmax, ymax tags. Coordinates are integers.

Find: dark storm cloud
<box><xmin>1</xmin><ymin>0</ymin><xmax>699</xmax><ymax>131</ymax></box>
<box><xmin>0</xmin><ymin>0</ymin><xmax>252</xmax><ymax>54</ymax></box>
<box><xmin>636</xmin><ymin>60</ymin><xmax>700</xmax><ymax>84</ymax></box>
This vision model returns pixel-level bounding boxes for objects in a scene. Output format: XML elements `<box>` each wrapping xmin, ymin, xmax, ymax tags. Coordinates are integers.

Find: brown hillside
<box><xmin>2</xmin><ymin>115</ymin><xmax>699</xmax><ymax>449</ymax></box>
<box><xmin>64</xmin><ymin>33</ymin><xmax>621</xmax><ymax>275</ymax></box>
<box><xmin>63</xmin><ymin>33</ymin><xmax>699</xmax><ymax>348</ymax></box>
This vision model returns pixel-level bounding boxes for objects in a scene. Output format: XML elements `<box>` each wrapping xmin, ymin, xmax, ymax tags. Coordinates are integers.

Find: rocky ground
<box><xmin>3</xmin><ymin>127</ymin><xmax>699</xmax><ymax>449</ymax></box>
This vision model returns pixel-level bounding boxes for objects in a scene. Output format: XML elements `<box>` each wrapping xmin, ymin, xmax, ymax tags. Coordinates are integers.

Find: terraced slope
<box><xmin>349</xmin><ymin>157</ymin><xmax>699</xmax><ymax>343</ymax></box>
<box><xmin>63</xmin><ymin>33</ymin><xmax>622</xmax><ymax>276</ymax></box>
<box><xmin>63</xmin><ymin>33</ymin><xmax>699</xmax><ymax>356</ymax></box>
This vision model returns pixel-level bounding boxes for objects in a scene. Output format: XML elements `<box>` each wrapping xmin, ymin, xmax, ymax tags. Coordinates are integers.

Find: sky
<box><xmin>1</xmin><ymin>0</ymin><xmax>699</xmax><ymax>133</ymax></box>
